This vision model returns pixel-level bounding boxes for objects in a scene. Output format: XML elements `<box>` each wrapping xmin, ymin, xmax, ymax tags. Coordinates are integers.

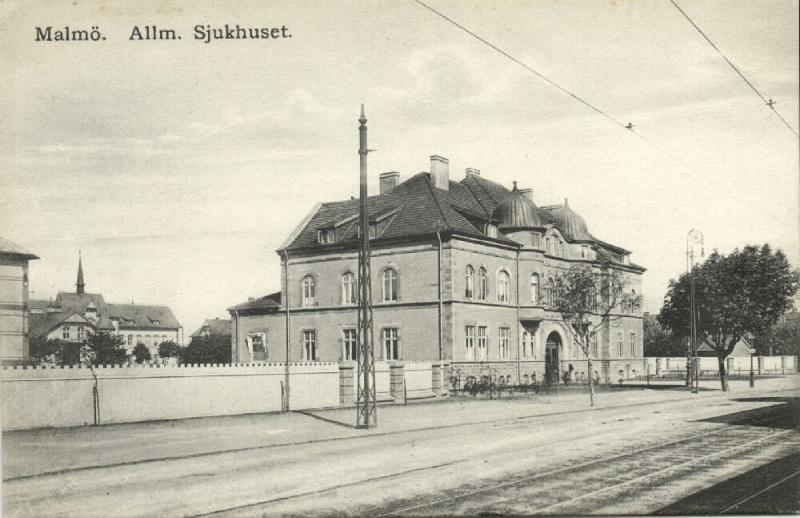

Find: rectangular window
<box><xmin>630</xmin><ymin>332</ymin><xmax>636</xmax><ymax>357</ymax></box>
<box><xmin>465</xmin><ymin>326</ymin><xmax>475</xmax><ymax>361</ymax></box>
<box><xmin>303</xmin><ymin>330</ymin><xmax>317</xmax><ymax>361</ymax></box>
<box><xmin>591</xmin><ymin>333</ymin><xmax>598</xmax><ymax>358</ymax></box>
<box><xmin>343</xmin><ymin>328</ymin><xmax>357</xmax><ymax>361</ymax></box>
<box><xmin>62</xmin><ymin>326</ymin><xmax>70</xmax><ymax>340</ymax></box>
<box><xmin>522</xmin><ymin>331</ymin><xmax>530</xmax><ymax>359</ymax></box>
<box><xmin>383</xmin><ymin>328</ymin><xmax>399</xmax><ymax>360</ymax></box>
<box><xmin>499</xmin><ymin>328</ymin><xmax>510</xmax><ymax>359</ymax></box>
<box><xmin>477</xmin><ymin>326</ymin><xmax>488</xmax><ymax>360</ymax></box>
<box><xmin>532</xmin><ymin>233</ymin><xmax>540</xmax><ymax>248</ymax></box>
<box><xmin>582</xmin><ymin>245</ymin><xmax>588</xmax><ymax>258</ymax></box>
<box><xmin>128</xmin><ymin>334</ymin><xmax>133</xmax><ymax>346</ymax></box>
<box><xmin>318</xmin><ymin>229</ymin><xmax>335</xmax><ymax>244</ymax></box>
<box><xmin>617</xmin><ymin>331</ymin><xmax>624</xmax><ymax>358</ymax></box>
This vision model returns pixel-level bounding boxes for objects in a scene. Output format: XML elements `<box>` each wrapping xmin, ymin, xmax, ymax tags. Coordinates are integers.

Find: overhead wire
<box><xmin>669</xmin><ymin>0</ymin><xmax>798</xmax><ymax>138</ymax></box>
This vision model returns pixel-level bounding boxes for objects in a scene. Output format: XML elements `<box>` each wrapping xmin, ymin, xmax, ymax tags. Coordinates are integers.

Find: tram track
<box><xmin>198</xmin><ymin>401</ymin><xmax>798</xmax><ymax>516</ymax></box>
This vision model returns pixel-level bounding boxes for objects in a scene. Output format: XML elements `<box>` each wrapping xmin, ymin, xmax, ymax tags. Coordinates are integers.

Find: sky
<box><xmin>1</xmin><ymin>0</ymin><xmax>798</xmax><ymax>339</ymax></box>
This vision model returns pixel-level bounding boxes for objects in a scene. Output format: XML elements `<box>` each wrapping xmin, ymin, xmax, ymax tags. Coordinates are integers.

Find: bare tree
<box><xmin>554</xmin><ymin>266</ymin><xmax>640</xmax><ymax>406</ymax></box>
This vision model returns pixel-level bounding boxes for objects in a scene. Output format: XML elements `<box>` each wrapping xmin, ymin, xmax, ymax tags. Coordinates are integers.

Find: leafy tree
<box><xmin>83</xmin><ymin>331</ymin><xmax>128</xmax><ymax>366</ymax></box>
<box><xmin>554</xmin><ymin>266</ymin><xmax>639</xmax><ymax>406</ymax></box>
<box><xmin>643</xmin><ymin>313</ymin><xmax>686</xmax><ymax>357</ymax></box>
<box><xmin>158</xmin><ymin>340</ymin><xmax>182</xmax><ymax>359</ymax></box>
<box><xmin>29</xmin><ymin>337</ymin><xmax>81</xmax><ymax>365</ymax></box>
<box><xmin>132</xmin><ymin>342</ymin><xmax>152</xmax><ymax>364</ymax></box>
<box><xmin>659</xmin><ymin>245</ymin><xmax>799</xmax><ymax>391</ymax></box>
<box><xmin>752</xmin><ymin>316</ymin><xmax>800</xmax><ymax>356</ymax></box>
<box><xmin>181</xmin><ymin>334</ymin><xmax>231</xmax><ymax>365</ymax></box>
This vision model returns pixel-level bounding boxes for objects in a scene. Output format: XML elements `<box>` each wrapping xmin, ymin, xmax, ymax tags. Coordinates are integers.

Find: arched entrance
<box><xmin>545</xmin><ymin>331</ymin><xmax>562</xmax><ymax>384</ymax></box>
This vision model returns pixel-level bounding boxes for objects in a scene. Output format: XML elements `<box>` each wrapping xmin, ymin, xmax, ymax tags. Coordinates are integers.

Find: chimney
<box><xmin>520</xmin><ymin>188</ymin><xmax>533</xmax><ymax>201</ymax></box>
<box><xmin>430</xmin><ymin>155</ymin><xmax>449</xmax><ymax>190</ymax></box>
<box><xmin>465</xmin><ymin>167</ymin><xmax>480</xmax><ymax>177</ymax></box>
<box><xmin>379</xmin><ymin>171</ymin><xmax>400</xmax><ymax>194</ymax></box>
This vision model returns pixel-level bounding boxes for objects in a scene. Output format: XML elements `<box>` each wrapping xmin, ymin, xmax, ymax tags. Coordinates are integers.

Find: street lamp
<box><xmin>686</xmin><ymin>229</ymin><xmax>704</xmax><ymax>394</ymax></box>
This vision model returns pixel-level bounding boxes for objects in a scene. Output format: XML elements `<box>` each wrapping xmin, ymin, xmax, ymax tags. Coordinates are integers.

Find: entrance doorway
<box><xmin>545</xmin><ymin>331</ymin><xmax>562</xmax><ymax>384</ymax></box>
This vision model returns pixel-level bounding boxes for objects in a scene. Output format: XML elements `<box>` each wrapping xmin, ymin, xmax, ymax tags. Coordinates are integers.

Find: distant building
<box><xmin>229</xmin><ymin>153</ymin><xmax>645</xmax><ymax>383</ymax></box>
<box><xmin>190</xmin><ymin>318</ymin><xmax>232</xmax><ymax>340</ymax></box>
<box><xmin>0</xmin><ymin>237</ymin><xmax>39</xmax><ymax>365</ymax></box>
<box><xmin>30</xmin><ymin>255</ymin><xmax>182</xmax><ymax>358</ymax></box>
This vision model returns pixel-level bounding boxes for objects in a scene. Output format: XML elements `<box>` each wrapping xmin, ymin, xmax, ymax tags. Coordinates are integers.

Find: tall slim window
<box><xmin>63</xmin><ymin>326</ymin><xmax>71</xmax><ymax>340</ymax></box>
<box><xmin>630</xmin><ymin>332</ymin><xmax>636</xmax><ymax>357</ymax></box>
<box><xmin>617</xmin><ymin>331</ymin><xmax>624</xmax><ymax>358</ymax></box>
<box><xmin>477</xmin><ymin>326</ymin><xmax>488</xmax><ymax>360</ymax></box>
<box><xmin>478</xmin><ymin>267</ymin><xmax>488</xmax><ymax>301</ymax></box>
<box><xmin>497</xmin><ymin>271</ymin><xmax>510</xmax><ymax>303</ymax></box>
<box><xmin>465</xmin><ymin>265</ymin><xmax>474</xmax><ymax>300</ymax></box>
<box><xmin>343</xmin><ymin>328</ymin><xmax>357</xmax><ymax>361</ymax></box>
<box><xmin>127</xmin><ymin>334</ymin><xmax>133</xmax><ymax>346</ymax></box>
<box><xmin>499</xmin><ymin>328</ymin><xmax>510</xmax><ymax>359</ymax></box>
<box><xmin>581</xmin><ymin>245</ymin><xmax>588</xmax><ymax>259</ymax></box>
<box><xmin>531</xmin><ymin>273</ymin><xmax>540</xmax><ymax>305</ymax></box>
<box><xmin>545</xmin><ymin>237</ymin><xmax>551</xmax><ymax>255</ymax></box>
<box><xmin>383</xmin><ymin>328</ymin><xmax>399</xmax><ymax>360</ymax></box>
<box><xmin>342</xmin><ymin>272</ymin><xmax>355</xmax><ymax>305</ymax></box>
<box><xmin>555</xmin><ymin>279</ymin><xmax>563</xmax><ymax>306</ymax></box>
<box><xmin>465</xmin><ymin>326</ymin><xmax>476</xmax><ymax>360</ymax></box>
<box><xmin>522</xmin><ymin>331</ymin><xmax>530</xmax><ymax>358</ymax></box>
<box><xmin>303</xmin><ymin>330</ymin><xmax>317</xmax><ymax>361</ymax></box>
<box><xmin>591</xmin><ymin>333</ymin><xmax>598</xmax><ymax>358</ymax></box>
<box><xmin>302</xmin><ymin>275</ymin><xmax>315</xmax><ymax>307</ymax></box>
<box><xmin>382</xmin><ymin>268</ymin><xmax>398</xmax><ymax>302</ymax></box>
<box><xmin>531</xmin><ymin>233</ymin><xmax>540</xmax><ymax>248</ymax></box>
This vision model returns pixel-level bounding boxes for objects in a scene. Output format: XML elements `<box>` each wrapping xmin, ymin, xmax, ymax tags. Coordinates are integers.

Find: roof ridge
<box><xmin>424</xmin><ymin>175</ymin><xmax>452</xmax><ymax>232</ymax></box>
<box><xmin>461</xmin><ymin>177</ymin><xmax>493</xmax><ymax>217</ymax></box>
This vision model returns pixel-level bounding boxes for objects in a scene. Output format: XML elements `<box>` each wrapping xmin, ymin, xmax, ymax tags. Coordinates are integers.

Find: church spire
<box><xmin>76</xmin><ymin>251</ymin><xmax>85</xmax><ymax>294</ymax></box>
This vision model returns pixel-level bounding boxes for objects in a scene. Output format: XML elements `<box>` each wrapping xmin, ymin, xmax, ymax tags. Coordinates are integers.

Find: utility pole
<box><xmin>686</xmin><ymin>229</ymin><xmax>703</xmax><ymax>394</ymax></box>
<box><xmin>356</xmin><ymin>105</ymin><xmax>377</xmax><ymax>428</ymax></box>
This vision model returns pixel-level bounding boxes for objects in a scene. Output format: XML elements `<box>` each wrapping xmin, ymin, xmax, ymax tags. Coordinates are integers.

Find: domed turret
<box><xmin>492</xmin><ymin>182</ymin><xmax>547</xmax><ymax>229</ymax></box>
<box><xmin>549</xmin><ymin>198</ymin><xmax>592</xmax><ymax>240</ymax></box>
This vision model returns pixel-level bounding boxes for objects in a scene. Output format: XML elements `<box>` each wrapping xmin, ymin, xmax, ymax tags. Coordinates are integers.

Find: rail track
<box><xmin>200</xmin><ymin>402</ymin><xmax>799</xmax><ymax>516</ymax></box>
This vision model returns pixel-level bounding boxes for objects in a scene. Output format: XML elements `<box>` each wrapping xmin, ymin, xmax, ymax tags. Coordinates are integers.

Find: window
<box><xmin>477</xmin><ymin>326</ymin><xmax>488</xmax><ymax>360</ymax></box>
<box><xmin>478</xmin><ymin>267</ymin><xmax>488</xmax><ymax>300</ymax></box>
<box><xmin>545</xmin><ymin>278</ymin><xmax>553</xmax><ymax>307</ymax></box>
<box><xmin>531</xmin><ymin>273</ymin><xmax>540</xmax><ymax>305</ymax></box>
<box><xmin>302</xmin><ymin>275</ymin><xmax>315</xmax><ymax>307</ymax></box>
<box><xmin>485</xmin><ymin>224</ymin><xmax>498</xmax><ymax>238</ymax></box>
<box><xmin>368</xmin><ymin>224</ymin><xmax>377</xmax><ymax>239</ymax></box>
<box><xmin>318</xmin><ymin>229</ymin><xmax>335</xmax><ymax>244</ymax></box>
<box><xmin>145</xmin><ymin>335</ymin><xmax>151</xmax><ymax>346</ymax></box>
<box><xmin>617</xmin><ymin>331</ymin><xmax>624</xmax><ymax>358</ymax></box>
<box><xmin>465</xmin><ymin>326</ymin><xmax>476</xmax><ymax>360</ymax></box>
<box><xmin>560</xmin><ymin>240</ymin><xmax>565</xmax><ymax>257</ymax></box>
<box><xmin>581</xmin><ymin>245</ymin><xmax>588</xmax><ymax>259</ymax></box>
<box><xmin>382</xmin><ymin>268</ymin><xmax>398</xmax><ymax>302</ymax></box>
<box><xmin>342</xmin><ymin>272</ymin><xmax>356</xmax><ymax>305</ymax></box>
<box><xmin>303</xmin><ymin>330</ymin><xmax>317</xmax><ymax>361</ymax></box>
<box><xmin>63</xmin><ymin>326</ymin><xmax>71</xmax><ymax>339</ymax></box>
<box><xmin>497</xmin><ymin>271</ymin><xmax>510</xmax><ymax>303</ymax></box>
<box><xmin>545</xmin><ymin>237</ymin><xmax>551</xmax><ymax>255</ymax></box>
<box><xmin>151</xmin><ymin>320</ymin><xmax>160</xmax><ymax>327</ymax></box>
<box><xmin>77</xmin><ymin>326</ymin><xmax>84</xmax><ymax>340</ymax></box>
<box><xmin>522</xmin><ymin>331</ymin><xmax>531</xmax><ymax>359</ymax></box>
<box><xmin>136</xmin><ymin>334</ymin><xmax>142</xmax><ymax>344</ymax></box>
<box><xmin>465</xmin><ymin>265</ymin><xmax>474</xmax><ymax>300</ymax></box>
<box><xmin>127</xmin><ymin>334</ymin><xmax>133</xmax><ymax>346</ymax></box>
<box><xmin>591</xmin><ymin>333</ymin><xmax>598</xmax><ymax>358</ymax></box>
<box><xmin>162</xmin><ymin>335</ymin><xmax>167</xmax><ymax>343</ymax></box>
<box><xmin>499</xmin><ymin>328</ymin><xmax>510</xmax><ymax>359</ymax></box>
<box><xmin>531</xmin><ymin>233</ymin><xmax>540</xmax><ymax>248</ymax></box>
<box><xmin>250</xmin><ymin>333</ymin><xmax>268</xmax><ymax>361</ymax></box>
<box><xmin>383</xmin><ymin>328</ymin><xmax>399</xmax><ymax>360</ymax></box>
<box><xmin>555</xmin><ymin>279</ymin><xmax>563</xmax><ymax>306</ymax></box>
<box><xmin>343</xmin><ymin>328</ymin><xmax>357</xmax><ymax>361</ymax></box>
<box><xmin>630</xmin><ymin>332</ymin><xmax>636</xmax><ymax>357</ymax></box>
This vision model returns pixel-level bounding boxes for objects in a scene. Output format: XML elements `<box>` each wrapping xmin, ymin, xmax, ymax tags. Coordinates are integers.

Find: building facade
<box><xmin>229</xmin><ymin>156</ymin><xmax>645</xmax><ymax>383</ymax></box>
<box><xmin>0</xmin><ymin>237</ymin><xmax>39</xmax><ymax>365</ymax></box>
<box><xmin>30</xmin><ymin>256</ymin><xmax>182</xmax><ymax>359</ymax></box>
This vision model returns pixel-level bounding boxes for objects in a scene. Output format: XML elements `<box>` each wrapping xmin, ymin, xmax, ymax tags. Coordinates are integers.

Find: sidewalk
<box><xmin>3</xmin><ymin>375</ymin><xmax>797</xmax><ymax>481</ymax></box>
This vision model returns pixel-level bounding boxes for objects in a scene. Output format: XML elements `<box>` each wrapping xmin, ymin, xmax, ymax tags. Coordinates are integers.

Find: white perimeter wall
<box><xmin>644</xmin><ymin>356</ymin><xmax>797</xmax><ymax>374</ymax></box>
<box><xmin>1</xmin><ymin>362</ymin><xmax>340</xmax><ymax>431</ymax></box>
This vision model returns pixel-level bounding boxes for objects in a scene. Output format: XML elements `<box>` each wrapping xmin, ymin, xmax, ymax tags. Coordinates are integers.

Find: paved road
<box><xmin>3</xmin><ymin>379</ymin><xmax>799</xmax><ymax>516</ymax></box>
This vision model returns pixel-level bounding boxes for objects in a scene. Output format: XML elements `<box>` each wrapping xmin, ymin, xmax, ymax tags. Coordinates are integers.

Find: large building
<box><xmin>30</xmin><ymin>256</ymin><xmax>183</xmax><ymax>359</ymax></box>
<box><xmin>229</xmin><ymin>154</ymin><xmax>646</xmax><ymax>384</ymax></box>
<box><xmin>0</xmin><ymin>237</ymin><xmax>39</xmax><ymax>365</ymax></box>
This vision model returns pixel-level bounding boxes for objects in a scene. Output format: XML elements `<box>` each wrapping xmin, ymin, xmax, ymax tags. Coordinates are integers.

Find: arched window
<box><xmin>531</xmin><ymin>273</ymin><xmax>540</xmax><ymax>305</ymax></box>
<box><xmin>302</xmin><ymin>275</ymin><xmax>315</xmax><ymax>307</ymax></box>
<box><xmin>382</xmin><ymin>268</ymin><xmax>397</xmax><ymax>302</ymax></box>
<box><xmin>478</xmin><ymin>267</ymin><xmax>488</xmax><ymax>301</ymax></box>
<box><xmin>497</xmin><ymin>271</ymin><xmax>510</xmax><ymax>303</ymax></box>
<box><xmin>465</xmin><ymin>265</ymin><xmax>474</xmax><ymax>300</ymax></box>
<box><xmin>341</xmin><ymin>272</ymin><xmax>355</xmax><ymax>305</ymax></box>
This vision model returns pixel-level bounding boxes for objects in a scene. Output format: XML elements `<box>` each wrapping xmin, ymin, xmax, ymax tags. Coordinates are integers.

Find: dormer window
<box><xmin>318</xmin><ymin>229</ymin><xmax>335</xmax><ymax>244</ymax></box>
<box><xmin>152</xmin><ymin>320</ymin><xmax>160</xmax><ymax>326</ymax></box>
<box><xmin>369</xmin><ymin>224</ymin><xmax>377</xmax><ymax>239</ymax></box>
<box><xmin>485</xmin><ymin>224</ymin><xmax>498</xmax><ymax>238</ymax></box>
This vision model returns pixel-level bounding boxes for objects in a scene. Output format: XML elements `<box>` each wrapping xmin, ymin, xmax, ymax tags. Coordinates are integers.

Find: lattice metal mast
<box><xmin>356</xmin><ymin>104</ymin><xmax>377</xmax><ymax>428</ymax></box>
